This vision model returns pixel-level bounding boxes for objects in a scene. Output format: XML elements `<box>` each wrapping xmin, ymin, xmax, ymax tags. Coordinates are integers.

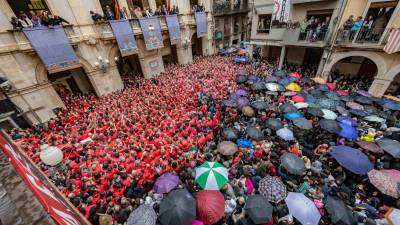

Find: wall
<box><xmin>286</xmin><ymin>47</ymin><xmax>306</xmax><ymax>65</ymax></box>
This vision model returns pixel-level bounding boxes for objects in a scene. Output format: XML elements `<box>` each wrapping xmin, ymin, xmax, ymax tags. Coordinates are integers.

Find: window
<box><xmin>7</xmin><ymin>0</ymin><xmax>49</xmax><ymax>16</ymax></box>
<box><xmin>257</xmin><ymin>14</ymin><xmax>271</xmax><ymax>34</ymax></box>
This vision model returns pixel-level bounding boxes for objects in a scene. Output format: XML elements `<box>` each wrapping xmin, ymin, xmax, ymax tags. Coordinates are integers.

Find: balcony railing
<box><xmin>336</xmin><ymin>27</ymin><xmax>385</xmax><ymax>45</ymax></box>
<box><xmin>213</xmin><ymin>4</ymin><xmax>249</xmax><ymax>15</ymax></box>
<box><xmin>298</xmin><ymin>29</ymin><xmax>328</xmax><ymax>42</ymax></box>
<box><xmin>257</xmin><ymin>28</ymin><xmax>270</xmax><ymax>34</ymax></box>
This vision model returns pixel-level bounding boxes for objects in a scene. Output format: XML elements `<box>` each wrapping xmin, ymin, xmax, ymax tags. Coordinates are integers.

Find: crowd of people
<box><xmin>8</xmin><ymin>55</ymin><xmax>400</xmax><ymax>225</ymax></box>
<box><xmin>298</xmin><ymin>16</ymin><xmax>330</xmax><ymax>42</ymax></box>
<box><xmin>10</xmin><ymin>10</ymin><xmax>69</xmax><ymax>29</ymax></box>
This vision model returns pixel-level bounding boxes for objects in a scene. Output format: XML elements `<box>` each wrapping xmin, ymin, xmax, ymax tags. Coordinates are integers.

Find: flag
<box><xmin>114</xmin><ymin>0</ymin><xmax>120</xmax><ymax>20</ymax></box>
<box><xmin>384</xmin><ymin>28</ymin><xmax>400</xmax><ymax>54</ymax></box>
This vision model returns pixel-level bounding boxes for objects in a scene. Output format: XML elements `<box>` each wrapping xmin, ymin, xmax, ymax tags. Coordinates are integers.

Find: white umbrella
<box><xmin>385</xmin><ymin>208</ymin><xmax>400</xmax><ymax>225</ymax></box>
<box><xmin>294</xmin><ymin>102</ymin><xmax>309</xmax><ymax>109</ymax></box>
<box><xmin>266</xmin><ymin>83</ymin><xmax>282</xmax><ymax>91</ymax></box>
<box><xmin>276</xmin><ymin>127</ymin><xmax>295</xmax><ymax>141</ymax></box>
<box><xmin>285</xmin><ymin>192</ymin><xmax>321</xmax><ymax>225</ymax></box>
<box><xmin>321</xmin><ymin>109</ymin><xmax>337</xmax><ymax>120</ymax></box>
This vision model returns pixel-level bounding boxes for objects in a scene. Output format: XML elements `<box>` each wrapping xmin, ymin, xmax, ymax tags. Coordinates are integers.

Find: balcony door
<box><xmin>7</xmin><ymin>0</ymin><xmax>49</xmax><ymax>16</ymax></box>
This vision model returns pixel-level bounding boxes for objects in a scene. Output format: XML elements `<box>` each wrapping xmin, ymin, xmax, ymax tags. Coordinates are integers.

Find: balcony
<box><xmin>213</xmin><ymin>3</ymin><xmax>249</xmax><ymax>16</ymax></box>
<box><xmin>336</xmin><ymin>27</ymin><xmax>386</xmax><ymax>48</ymax></box>
<box><xmin>283</xmin><ymin>28</ymin><xmax>329</xmax><ymax>47</ymax></box>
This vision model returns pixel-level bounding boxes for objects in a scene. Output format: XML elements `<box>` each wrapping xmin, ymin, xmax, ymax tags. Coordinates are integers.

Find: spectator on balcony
<box><xmin>299</xmin><ymin>18</ymin><xmax>307</xmax><ymax>33</ymax></box>
<box><xmin>144</xmin><ymin>7</ymin><xmax>154</xmax><ymax>17</ymax></box>
<box><xmin>154</xmin><ymin>6</ymin><xmax>162</xmax><ymax>16</ymax></box>
<box><xmin>133</xmin><ymin>7</ymin><xmax>143</xmax><ymax>19</ymax></box>
<box><xmin>120</xmin><ymin>7</ymin><xmax>129</xmax><ymax>19</ymax></box>
<box><xmin>10</xmin><ymin>16</ymin><xmax>23</xmax><ymax>30</ymax></box>
<box><xmin>129</xmin><ymin>7</ymin><xmax>135</xmax><ymax>19</ymax></box>
<box><xmin>341</xmin><ymin>15</ymin><xmax>354</xmax><ymax>40</ymax></box>
<box><xmin>90</xmin><ymin>11</ymin><xmax>105</xmax><ymax>22</ymax></box>
<box><xmin>170</xmin><ymin>5</ymin><xmax>179</xmax><ymax>15</ymax></box>
<box><xmin>41</xmin><ymin>11</ymin><xmax>52</xmax><ymax>26</ymax></box>
<box><xmin>29</xmin><ymin>11</ymin><xmax>42</xmax><ymax>27</ymax></box>
<box><xmin>161</xmin><ymin>5</ymin><xmax>168</xmax><ymax>15</ymax></box>
<box><xmin>350</xmin><ymin>16</ymin><xmax>363</xmax><ymax>40</ymax></box>
<box><xmin>105</xmin><ymin>5</ymin><xmax>115</xmax><ymax>20</ymax></box>
<box><xmin>19</xmin><ymin>12</ymin><xmax>33</xmax><ymax>28</ymax></box>
<box><xmin>52</xmin><ymin>15</ymin><xmax>70</xmax><ymax>26</ymax></box>
<box><xmin>360</xmin><ymin>15</ymin><xmax>374</xmax><ymax>40</ymax></box>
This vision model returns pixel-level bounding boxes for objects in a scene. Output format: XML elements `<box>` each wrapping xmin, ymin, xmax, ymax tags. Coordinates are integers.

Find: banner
<box><xmin>109</xmin><ymin>20</ymin><xmax>138</xmax><ymax>56</ymax></box>
<box><xmin>272</xmin><ymin>0</ymin><xmax>291</xmax><ymax>22</ymax></box>
<box><xmin>139</xmin><ymin>17</ymin><xmax>164</xmax><ymax>50</ymax></box>
<box><xmin>0</xmin><ymin>132</ymin><xmax>89</xmax><ymax>225</ymax></box>
<box><xmin>195</xmin><ymin>12</ymin><xmax>207</xmax><ymax>38</ymax></box>
<box><xmin>165</xmin><ymin>14</ymin><xmax>181</xmax><ymax>45</ymax></box>
<box><xmin>23</xmin><ymin>26</ymin><xmax>80</xmax><ymax>73</ymax></box>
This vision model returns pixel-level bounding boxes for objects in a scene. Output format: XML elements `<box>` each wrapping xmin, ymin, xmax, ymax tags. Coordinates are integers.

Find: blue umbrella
<box><xmin>330</xmin><ymin>146</ymin><xmax>373</xmax><ymax>175</ymax></box>
<box><xmin>337</xmin><ymin>122</ymin><xmax>358</xmax><ymax>139</ymax></box>
<box><xmin>349</xmin><ymin>109</ymin><xmax>370</xmax><ymax>117</ymax></box>
<box><xmin>235</xmin><ymin>89</ymin><xmax>248</xmax><ymax>96</ymax></box>
<box><xmin>318</xmin><ymin>84</ymin><xmax>329</xmax><ymax>91</ymax></box>
<box><xmin>276</xmin><ymin>127</ymin><xmax>295</xmax><ymax>141</ymax></box>
<box><xmin>237</xmin><ymin>139</ymin><xmax>254</xmax><ymax>149</ymax></box>
<box><xmin>279</xmin><ymin>77</ymin><xmax>297</xmax><ymax>85</ymax></box>
<box><xmin>382</xmin><ymin>101</ymin><xmax>400</xmax><ymax>111</ymax></box>
<box><xmin>305</xmin><ymin>94</ymin><xmax>316</xmax><ymax>103</ymax></box>
<box><xmin>337</xmin><ymin>116</ymin><xmax>358</xmax><ymax>126</ymax></box>
<box><xmin>284</xmin><ymin>112</ymin><xmax>304</xmax><ymax>120</ymax></box>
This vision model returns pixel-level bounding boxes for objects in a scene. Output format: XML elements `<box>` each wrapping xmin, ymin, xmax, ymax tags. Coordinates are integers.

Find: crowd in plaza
<box><xmin>8</xmin><ymin>55</ymin><xmax>400</xmax><ymax>225</ymax></box>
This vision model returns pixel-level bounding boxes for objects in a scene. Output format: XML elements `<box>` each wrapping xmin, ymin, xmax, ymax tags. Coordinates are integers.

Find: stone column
<box><xmin>368</xmin><ymin>77</ymin><xmax>392</xmax><ymax>97</ymax></box>
<box><xmin>199</xmin><ymin>0</ymin><xmax>212</xmax><ymax>12</ymax></box>
<box><xmin>176</xmin><ymin>45</ymin><xmax>193</xmax><ymax>65</ymax></box>
<box><xmin>86</xmin><ymin>66</ymin><xmax>124</xmax><ymax>96</ymax></box>
<box><xmin>139</xmin><ymin>54</ymin><xmax>165</xmax><ymax>79</ymax></box>
<box><xmin>148</xmin><ymin>0</ymin><xmax>157</xmax><ymax>11</ymax></box>
<box><xmin>278</xmin><ymin>46</ymin><xmax>286</xmax><ymax>70</ymax></box>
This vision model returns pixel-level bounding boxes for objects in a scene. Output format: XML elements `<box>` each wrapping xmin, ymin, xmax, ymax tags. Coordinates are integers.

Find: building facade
<box><xmin>250</xmin><ymin>0</ymin><xmax>400</xmax><ymax>97</ymax></box>
<box><xmin>0</xmin><ymin>0</ymin><xmax>215</xmax><ymax>128</ymax></box>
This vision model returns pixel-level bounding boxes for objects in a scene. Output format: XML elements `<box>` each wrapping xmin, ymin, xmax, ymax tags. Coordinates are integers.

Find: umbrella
<box><xmin>251</xmin><ymin>82</ymin><xmax>266</xmax><ymax>91</ymax></box>
<box><xmin>319</xmin><ymin>119</ymin><xmax>341</xmax><ymax>133</ymax></box>
<box><xmin>363</xmin><ymin>105</ymin><xmax>379</xmax><ymax>114</ymax></box>
<box><xmin>349</xmin><ymin>109</ymin><xmax>370</xmax><ymax>117</ymax></box>
<box><xmin>242</xmin><ymin>106</ymin><xmax>255</xmax><ymax>117</ymax></box>
<box><xmin>340</xmin><ymin>95</ymin><xmax>353</xmax><ymax>102</ymax></box>
<box><xmin>196</xmin><ymin>162</ymin><xmax>228</xmax><ymax>190</ymax></box>
<box><xmin>284</xmin><ymin>112</ymin><xmax>304</xmax><ymax>120</ymax></box>
<box><xmin>273</xmin><ymin>70</ymin><xmax>287</xmax><ymax>77</ymax></box>
<box><xmin>384</xmin><ymin>95</ymin><xmax>400</xmax><ymax>102</ymax></box>
<box><xmin>337</xmin><ymin>89</ymin><xmax>349</xmax><ymax>96</ymax></box>
<box><xmin>293</xmin><ymin>118</ymin><xmax>312</xmax><ymax>130</ymax></box>
<box><xmin>337</xmin><ymin>116</ymin><xmax>358</xmax><ymax>126</ymax></box>
<box><xmin>279</xmin><ymin>104</ymin><xmax>298</xmax><ymax>113</ymax></box>
<box><xmin>127</xmin><ymin>204</ymin><xmax>157</xmax><ymax>225</ymax></box>
<box><xmin>337</xmin><ymin>122</ymin><xmax>358</xmax><ymax>139</ymax></box>
<box><xmin>309</xmin><ymin>89</ymin><xmax>323</xmax><ymax>97</ymax></box>
<box><xmin>237</xmin><ymin>97</ymin><xmax>250</xmax><ymax>109</ymax></box>
<box><xmin>356</xmin><ymin>141</ymin><xmax>383</xmax><ymax>154</ymax></box>
<box><xmin>191</xmin><ymin>220</ymin><xmax>204</xmax><ymax>225</ymax></box>
<box><xmin>217</xmin><ymin>141</ymin><xmax>238</xmax><ymax>156</ymax></box>
<box><xmin>321</xmin><ymin>109</ymin><xmax>337</xmax><ymax>120</ymax></box>
<box><xmin>264</xmin><ymin>76</ymin><xmax>279</xmax><ymax>82</ymax></box>
<box><xmin>236</xmin><ymin>75</ymin><xmax>247</xmax><ymax>84</ymax></box>
<box><xmin>292</xmin><ymin>95</ymin><xmax>305</xmax><ymax>103</ymax></box>
<box><xmin>154</xmin><ymin>173</ymin><xmax>180</xmax><ymax>194</ymax></box>
<box><xmin>247</xmin><ymin>126</ymin><xmax>265</xmax><ymax>141</ymax></box>
<box><xmin>330</xmin><ymin>145</ymin><xmax>373</xmax><ymax>175</ymax></box>
<box><xmin>283</xmin><ymin>91</ymin><xmax>297</xmax><ymax>96</ymax></box>
<box><xmin>294</xmin><ymin>102</ymin><xmax>309</xmax><ymax>109</ymax></box>
<box><xmin>285</xmin><ymin>192</ymin><xmax>321</xmax><ymax>225</ymax></box>
<box><xmin>354</xmin><ymin>95</ymin><xmax>373</xmax><ymax>104</ymax></box>
<box><xmin>289</xmin><ymin>71</ymin><xmax>301</xmax><ymax>79</ymax></box>
<box><xmin>285</xmin><ymin>82</ymin><xmax>302</xmax><ymax>92</ymax></box>
<box><xmin>237</xmin><ymin>68</ymin><xmax>247</xmax><ymax>75</ymax></box>
<box><xmin>368</xmin><ymin>169</ymin><xmax>400</xmax><ymax>198</ymax></box>
<box><xmin>305</xmin><ymin>94</ymin><xmax>317</xmax><ymax>103</ymax></box>
<box><xmin>377</xmin><ymin>138</ymin><xmax>400</xmax><ymax>158</ymax></box>
<box><xmin>312</xmin><ymin>77</ymin><xmax>326</xmax><ymax>84</ymax></box>
<box><xmin>357</xmin><ymin>90</ymin><xmax>371</xmax><ymax>97</ymax></box>
<box><xmin>346</xmin><ymin>101</ymin><xmax>364</xmax><ymax>110</ymax></box>
<box><xmin>265</xmin><ymin>118</ymin><xmax>283</xmax><ymax>130</ymax></box>
<box><xmin>385</xmin><ymin>208</ymin><xmax>400</xmax><ymax>225</ymax></box>
<box><xmin>326</xmin><ymin>92</ymin><xmax>341</xmax><ymax>101</ymax></box>
<box><xmin>325</xmin><ymin>196</ymin><xmax>357</xmax><ymax>225</ymax></box>
<box><xmin>222</xmin><ymin>128</ymin><xmax>239</xmax><ymax>140</ymax></box>
<box><xmin>258</xmin><ymin>175</ymin><xmax>287</xmax><ymax>203</ymax></box>
<box><xmin>326</xmin><ymin>82</ymin><xmax>336</xmax><ymax>90</ymax></box>
<box><xmin>196</xmin><ymin>190</ymin><xmax>224</xmax><ymax>224</ymax></box>
<box><xmin>276</xmin><ymin>127</ymin><xmax>295</xmax><ymax>141</ymax></box>
<box><xmin>363</xmin><ymin>115</ymin><xmax>385</xmax><ymax>123</ymax></box>
<box><xmin>279</xmin><ymin>77</ymin><xmax>297</xmax><ymax>85</ymax></box>
<box><xmin>266</xmin><ymin>83</ymin><xmax>283</xmax><ymax>91</ymax></box>
<box><xmin>280</xmin><ymin>153</ymin><xmax>306</xmax><ymax>175</ymax></box>
<box><xmin>244</xmin><ymin>195</ymin><xmax>273</xmax><ymax>224</ymax></box>
<box><xmin>159</xmin><ymin>189</ymin><xmax>196</xmax><ymax>225</ymax></box>
<box><xmin>336</xmin><ymin>106</ymin><xmax>350</xmax><ymax>115</ymax></box>
<box><xmin>318</xmin><ymin>84</ymin><xmax>329</xmax><ymax>91</ymax></box>
<box><xmin>315</xmin><ymin>98</ymin><xmax>338</xmax><ymax>111</ymax></box>
<box><xmin>251</xmin><ymin>100</ymin><xmax>269</xmax><ymax>110</ymax></box>
<box><xmin>300</xmin><ymin>77</ymin><xmax>311</xmax><ymax>83</ymax></box>
<box><xmin>307</xmin><ymin>107</ymin><xmax>324</xmax><ymax>117</ymax></box>
<box><xmin>222</xmin><ymin>99</ymin><xmax>237</xmax><ymax>108</ymax></box>
<box><xmin>235</xmin><ymin>89</ymin><xmax>248</xmax><ymax>96</ymax></box>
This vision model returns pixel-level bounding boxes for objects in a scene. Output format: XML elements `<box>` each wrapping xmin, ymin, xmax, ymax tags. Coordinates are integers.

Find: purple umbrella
<box><xmin>336</xmin><ymin>116</ymin><xmax>358</xmax><ymax>126</ymax></box>
<box><xmin>337</xmin><ymin>122</ymin><xmax>358</xmax><ymax>139</ymax></box>
<box><xmin>154</xmin><ymin>173</ymin><xmax>180</xmax><ymax>194</ymax></box>
<box><xmin>330</xmin><ymin>146</ymin><xmax>373</xmax><ymax>175</ymax></box>
<box><xmin>357</xmin><ymin>90</ymin><xmax>371</xmax><ymax>97</ymax></box>
<box><xmin>238</xmin><ymin>97</ymin><xmax>250</xmax><ymax>109</ymax></box>
<box><xmin>236</xmin><ymin>89</ymin><xmax>248</xmax><ymax>97</ymax></box>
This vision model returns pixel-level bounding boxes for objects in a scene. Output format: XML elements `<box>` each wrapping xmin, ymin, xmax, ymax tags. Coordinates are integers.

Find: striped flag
<box><xmin>384</xmin><ymin>28</ymin><xmax>400</xmax><ymax>54</ymax></box>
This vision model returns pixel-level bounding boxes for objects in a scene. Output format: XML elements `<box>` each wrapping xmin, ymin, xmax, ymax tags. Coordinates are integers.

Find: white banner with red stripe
<box><xmin>384</xmin><ymin>28</ymin><xmax>400</xmax><ymax>54</ymax></box>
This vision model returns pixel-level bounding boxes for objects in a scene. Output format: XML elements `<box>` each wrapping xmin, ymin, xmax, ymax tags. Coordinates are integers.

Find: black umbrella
<box><xmin>273</xmin><ymin>70</ymin><xmax>287</xmax><ymax>77</ymax></box>
<box><xmin>325</xmin><ymin>196</ymin><xmax>357</xmax><ymax>225</ymax></box>
<box><xmin>309</xmin><ymin>89</ymin><xmax>324</xmax><ymax>97</ymax></box>
<box><xmin>159</xmin><ymin>189</ymin><xmax>196</xmax><ymax>225</ymax></box>
<box><xmin>340</xmin><ymin>95</ymin><xmax>353</xmax><ymax>102</ymax></box>
<box><xmin>363</xmin><ymin>105</ymin><xmax>378</xmax><ymax>114</ymax></box>
<box><xmin>319</xmin><ymin>119</ymin><xmax>342</xmax><ymax>133</ymax></box>
<box><xmin>251</xmin><ymin>82</ymin><xmax>266</xmax><ymax>91</ymax></box>
<box><xmin>279</xmin><ymin>104</ymin><xmax>298</xmax><ymax>113</ymax></box>
<box><xmin>349</xmin><ymin>109</ymin><xmax>370</xmax><ymax>117</ymax></box>
<box><xmin>236</xmin><ymin>75</ymin><xmax>248</xmax><ymax>84</ymax></box>
<box><xmin>280</xmin><ymin>153</ymin><xmax>306</xmax><ymax>175</ymax></box>
<box><xmin>247</xmin><ymin>126</ymin><xmax>265</xmax><ymax>141</ymax></box>
<box><xmin>293</xmin><ymin>118</ymin><xmax>313</xmax><ymax>130</ymax></box>
<box><xmin>336</xmin><ymin>106</ymin><xmax>350</xmax><ymax>115</ymax></box>
<box><xmin>244</xmin><ymin>195</ymin><xmax>273</xmax><ymax>224</ymax></box>
<box><xmin>264</xmin><ymin>76</ymin><xmax>279</xmax><ymax>82</ymax></box>
<box><xmin>265</xmin><ymin>118</ymin><xmax>283</xmax><ymax>130</ymax></box>
<box><xmin>222</xmin><ymin>127</ymin><xmax>239</xmax><ymax>140</ymax></box>
<box><xmin>251</xmin><ymin>101</ymin><xmax>269</xmax><ymax>110</ymax></box>
<box><xmin>377</xmin><ymin>138</ymin><xmax>400</xmax><ymax>158</ymax></box>
<box><xmin>300</xmin><ymin>77</ymin><xmax>311</xmax><ymax>83</ymax></box>
<box><xmin>307</xmin><ymin>107</ymin><xmax>324</xmax><ymax>117</ymax></box>
<box><xmin>222</xmin><ymin>99</ymin><xmax>237</xmax><ymax>108</ymax></box>
<box><xmin>354</xmin><ymin>95</ymin><xmax>373</xmax><ymax>104</ymax></box>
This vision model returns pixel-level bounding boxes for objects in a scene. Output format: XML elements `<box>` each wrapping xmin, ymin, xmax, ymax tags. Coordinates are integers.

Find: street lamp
<box><xmin>94</xmin><ymin>56</ymin><xmax>110</xmax><ymax>73</ymax></box>
<box><xmin>183</xmin><ymin>36</ymin><xmax>191</xmax><ymax>50</ymax></box>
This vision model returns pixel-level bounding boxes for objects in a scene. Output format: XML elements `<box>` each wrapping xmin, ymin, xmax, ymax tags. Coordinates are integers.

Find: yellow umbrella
<box><xmin>285</xmin><ymin>82</ymin><xmax>302</xmax><ymax>92</ymax></box>
<box><xmin>384</xmin><ymin>95</ymin><xmax>400</xmax><ymax>102</ymax></box>
<box><xmin>313</xmin><ymin>77</ymin><xmax>326</xmax><ymax>84</ymax></box>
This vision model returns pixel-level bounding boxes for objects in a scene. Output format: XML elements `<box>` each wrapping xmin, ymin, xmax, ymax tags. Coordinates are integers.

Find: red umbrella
<box><xmin>356</xmin><ymin>141</ymin><xmax>384</xmax><ymax>154</ymax></box>
<box><xmin>196</xmin><ymin>190</ymin><xmax>224</xmax><ymax>224</ymax></box>
<box><xmin>326</xmin><ymin>82</ymin><xmax>336</xmax><ymax>90</ymax></box>
<box><xmin>336</xmin><ymin>90</ymin><xmax>349</xmax><ymax>96</ymax></box>
<box><xmin>292</xmin><ymin>95</ymin><xmax>305</xmax><ymax>103</ymax></box>
<box><xmin>289</xmin><ymin>72</ymin><xmax>301</xmax><ymax>79</ymax></box>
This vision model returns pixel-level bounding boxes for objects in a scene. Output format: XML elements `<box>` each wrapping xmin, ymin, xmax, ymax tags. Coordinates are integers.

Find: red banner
<box><xmin>0</xmin><ymin>132</ymin><xmax>88</xmax><ymax>225</ymax></box>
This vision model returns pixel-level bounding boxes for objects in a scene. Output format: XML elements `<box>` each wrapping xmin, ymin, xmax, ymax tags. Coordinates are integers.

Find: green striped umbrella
<box><xmin>195</xmin><ymin>162</ymin><xmax>228</xmax><ymax>190</ymax></box>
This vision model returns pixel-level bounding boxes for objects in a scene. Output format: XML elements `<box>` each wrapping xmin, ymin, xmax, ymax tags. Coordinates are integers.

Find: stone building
<box><xmin>0</xmin><ymin>0</ymin><xmax>214</xmax><ymax>128</ymax></box>
<box><xmin>250</xmin><ymin>0</ymin><xmax>400</xmax><ymax>97</ymax></box>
